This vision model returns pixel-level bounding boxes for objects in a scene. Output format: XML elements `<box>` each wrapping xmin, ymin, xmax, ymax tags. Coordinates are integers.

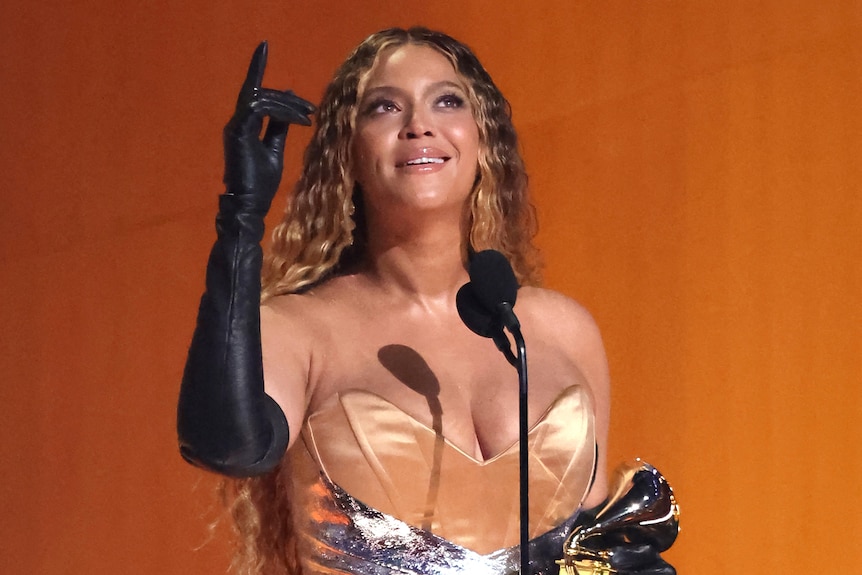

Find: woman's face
<box><xmin>352</xmin><ymin>44</ymin><xmax>480</xmax><ymax>216</ymax></box>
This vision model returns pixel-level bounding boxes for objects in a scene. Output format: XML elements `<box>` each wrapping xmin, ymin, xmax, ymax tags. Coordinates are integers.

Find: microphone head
<box><xmin>468</xmin><ymin>250</ymin><xmax>519</xmax><ymax>312</ymax></box>
<box><xmin>456</xmin><ymin>282</ymin><xmax>501</xmax><ymax>339</ymax></box>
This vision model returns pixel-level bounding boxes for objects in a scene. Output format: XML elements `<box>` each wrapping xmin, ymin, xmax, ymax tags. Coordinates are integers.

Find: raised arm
<box><xmin>177</xmin><ymin>42</ymin><xmax>314</xmax><ymax>477</ymax></box>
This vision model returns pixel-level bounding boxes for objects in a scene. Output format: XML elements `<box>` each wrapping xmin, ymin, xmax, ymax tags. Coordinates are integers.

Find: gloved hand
<box><xmin>607</xmin><ymin>543</ymin><xmax>676</xmax><ymax>575</ymax></box>
<box><xmin>223</xmin><ymin>41</ymin><xmax>314</xmax><ymax>210</ymax></box>
<box><xmin>177</xmin><ymin>42</ymin><xmax>314</xmax><ymax>477</ymax></box>
<box><xmin>575</xmin><ymin>499</ymin><xmax>677</xmax><ymax>575</ymax></box>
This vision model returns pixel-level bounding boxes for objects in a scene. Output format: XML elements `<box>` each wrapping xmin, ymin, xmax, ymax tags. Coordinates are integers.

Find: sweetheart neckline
<box><xmin>306</xmin><ymin>384</ymin><xmax>590</xmax><ymax>465</ymax></box>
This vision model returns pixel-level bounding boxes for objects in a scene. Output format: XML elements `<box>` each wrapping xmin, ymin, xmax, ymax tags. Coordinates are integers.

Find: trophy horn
<box><xmin>557</xmin><ymin>459</ymin><xmax>680</xmax><ymax>575</ymax></box>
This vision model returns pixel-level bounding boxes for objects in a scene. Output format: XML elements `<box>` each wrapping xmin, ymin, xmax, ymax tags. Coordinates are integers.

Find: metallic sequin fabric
<box><xmin>295</xmin><ymin>473</ymin><xmax>578</xmax><ymax>575</ymax></box>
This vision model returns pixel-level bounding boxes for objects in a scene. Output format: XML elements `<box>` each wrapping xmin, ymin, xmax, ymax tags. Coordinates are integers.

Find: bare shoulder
<box><xmin>262</xmin><ymin>289</ymin><xmax>328</xmax><ymax>332</ymax></box>
<box><xmin>259</xmin><ymin>275</ymin><xmax>362</xmax><ymax>378</ymax></box>
<box><xmin>260</xmin><ymin>276</ymin><xmax>354</xmax><ymax>334</ymax></box>
<box><xmin>517</xmin><ymin>286</ymin><xmax>603</xmax><ymax>346</ymax></box>
<box><xmin>516</xmin><ymin>286</ymin><xmax>610</xmax><ymax>407</ymax></box>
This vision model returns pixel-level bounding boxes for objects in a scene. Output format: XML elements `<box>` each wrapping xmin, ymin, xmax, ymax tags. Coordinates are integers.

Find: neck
<box><xmin>361</xmin><ymin>208</ymin><xmax>469</xmax><ymax>308</ymax></box>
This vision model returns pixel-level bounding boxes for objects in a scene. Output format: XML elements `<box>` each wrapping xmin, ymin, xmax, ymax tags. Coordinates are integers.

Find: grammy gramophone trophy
<box><xmin>556</xmin><ymin>460</ymin><xmax>681</xmax><ymax>575</ymax></box>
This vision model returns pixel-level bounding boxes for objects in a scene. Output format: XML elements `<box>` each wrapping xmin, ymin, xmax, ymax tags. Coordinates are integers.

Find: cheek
<box><xmin>461</xmin><ymin>116</ymin><xmax>480</xmax><ymax>152</ymax></box>
<box><xmin>351</xmin><ymin>132</ymin><xmax>379</xmax><ymax>186</ymax></box>
<box><xmin>456</xmin><ymin>122</ymin><xmax>480</xmax><ymax>166</ymax></box>
<box><xmin>353</xmin><ymin>124</ymin><xmax>391</xmax><ymax>165</ymax></box>
<box><xmin>351</xmin><ymin>140</ymin><xmax>365</xmax><ymax>178</ymax></box>
<box><xmin>352</xmin><ymin>130</ymin><xmax>370</xmax><ymax>164</ymax></box>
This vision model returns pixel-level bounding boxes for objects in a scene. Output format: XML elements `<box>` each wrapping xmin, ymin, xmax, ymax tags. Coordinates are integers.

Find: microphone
<box><xmin>456</xmin><ymin>282</ymin><xmax>500</xmax><ymax>338</ymax></box>
<box><xmin>456</xmin><ymin>282</ymin><xmax>517</xmax><ymax>365</ymax></box>
<box><xmin>467</xmin><ymin>250</ymin><xmax>520</xmax><ymax>332</ymax></box>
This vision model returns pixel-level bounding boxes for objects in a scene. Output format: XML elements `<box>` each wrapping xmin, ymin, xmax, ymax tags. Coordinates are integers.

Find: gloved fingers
<box><xmin>232</xmin><ymin>41</ymin><xmax>315</xmax><ymax>130</ymax></box>
<box><xmin>236</xmin><ymin>41</ymin><xmax>268</xmax><ymax>110</ymax></box>
<box><xmin>281</xmin><ymin>89</ymin><xmax>316</xmax><ymax>116</ymax></box>
<box><xmin>250</xmin><ymin>91</ymin><xmax>314</xmax><ymax>184</ymax></box>
<box><xmin>608</xmin><ymin>544</ymin><xmax>661</xmax><ymax>570</ymax></box>
<box><xmin>224</xmin><ymin>108</ymin><xmax>265</xmax><ymax>143</ymax></box>
<box><xmin>262</xmin><ymin>119</ymin><xmax>289</xmax><ymax>156</ymax></box>
<box><xmin>607</xmin><ymin>542</ymin><xmax>676</xmax><ymax>574</ymax></box>
<box><xmin>249</xmin><ymin>89</ymin><xmax>315</xmax><ymax>126</ymax></box>
<box><xmin>226</xmin><ymin>93</ymin><xmax>312</xmax><ymax>145</ymax></box>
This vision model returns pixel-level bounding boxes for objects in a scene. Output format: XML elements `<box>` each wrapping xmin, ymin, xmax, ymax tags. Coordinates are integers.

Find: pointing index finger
<box><xmin>242</xmin><ymin>41</ymin><xmax>268</xmax><ymax>93</ymax></box>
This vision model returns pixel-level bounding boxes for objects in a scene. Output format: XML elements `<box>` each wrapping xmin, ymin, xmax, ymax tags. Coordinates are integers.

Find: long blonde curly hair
<box><xmin>227</xmin><ymin>27</ymin><xmax>542</xmax><ymax>574</ymax></box>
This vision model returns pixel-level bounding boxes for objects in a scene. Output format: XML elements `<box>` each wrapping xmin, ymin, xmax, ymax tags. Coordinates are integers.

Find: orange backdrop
<box><xmin>1</xmin><ymin>1</ymin><xmax>860</xmax><ymax>573</ymax></box>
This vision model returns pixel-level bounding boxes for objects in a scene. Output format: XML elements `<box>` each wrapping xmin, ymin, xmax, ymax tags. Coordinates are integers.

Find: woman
<box><xmin>178</xmin><ymin>27</ymin><xmax>675</xmax><ymax>575</ymax></box>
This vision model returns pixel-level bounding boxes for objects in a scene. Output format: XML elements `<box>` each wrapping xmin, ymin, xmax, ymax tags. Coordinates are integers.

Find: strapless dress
<box><xmin>283</xmin><ymin>385</ymin><xmax>596</xmax><ymax>574</ymax></box>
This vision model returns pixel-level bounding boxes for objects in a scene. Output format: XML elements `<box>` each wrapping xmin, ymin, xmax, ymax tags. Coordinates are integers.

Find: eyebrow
<box><xmin>360</xmin><ymin>80</ymin><xmax>467</xmax><ymax>103</ymax></box>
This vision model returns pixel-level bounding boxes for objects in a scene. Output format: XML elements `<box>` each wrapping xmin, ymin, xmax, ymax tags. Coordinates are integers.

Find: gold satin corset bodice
<box><xmin>287</xmin><ymin>384</ymin><xmax>597</xmax><ymax>559</ymax></box>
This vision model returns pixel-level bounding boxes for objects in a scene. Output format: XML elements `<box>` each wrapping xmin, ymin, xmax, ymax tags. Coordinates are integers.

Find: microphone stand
<box><xmin>515</xmin><ymin>327</ymin><xmax>528</xmax><ymax>575</ymax></box>
<box><xmin>497</xmin><ymin>305</ymin><xmax>529</xmax><ymax>575</ymax></box>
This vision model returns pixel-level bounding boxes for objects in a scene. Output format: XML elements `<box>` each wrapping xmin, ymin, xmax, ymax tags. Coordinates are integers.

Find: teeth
<box><xmin>405</xmin><ymin>157</ymin><xmax>444</xmax><ymax>165</ymax></box>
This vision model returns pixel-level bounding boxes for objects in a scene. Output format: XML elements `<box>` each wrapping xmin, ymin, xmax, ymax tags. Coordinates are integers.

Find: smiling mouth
<box><xmin>398</xmin><ymin>157</ymin><xmax>448</xmax><ymax>167</ymax></box>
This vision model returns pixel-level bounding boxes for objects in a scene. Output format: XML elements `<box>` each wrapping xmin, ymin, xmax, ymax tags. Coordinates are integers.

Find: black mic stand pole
<box><xmin>497</xmin><ymin>304</ymin><xmax>529</xmax><ymax>575</ymax></box>
<box><xmin>515</xmin><ymin>326</ymin><xmax>528</xmax><ymax>575</ymax></box>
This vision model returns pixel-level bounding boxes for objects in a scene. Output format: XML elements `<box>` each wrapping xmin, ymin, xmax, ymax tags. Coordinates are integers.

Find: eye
<box><xmin>436</xmin><ymin>93</ymin><xmax>466</xmax><ymax>109</ymax></box>
<box><xmin>364</xmin><ymin>98</ymin><xmax>400</xmax><ymax>115</ymax></box>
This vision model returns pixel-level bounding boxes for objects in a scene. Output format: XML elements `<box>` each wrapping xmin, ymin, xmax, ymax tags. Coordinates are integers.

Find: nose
<box><xmin>399</xmin><ymin>106</ymin><xmax>434</xmax><ymax>139</ymax></box>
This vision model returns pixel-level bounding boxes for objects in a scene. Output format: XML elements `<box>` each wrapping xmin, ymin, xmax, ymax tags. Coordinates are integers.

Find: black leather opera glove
<box><xmin>607</xmin><ymin>543</ymin><xmax>676</xmax><ymax>575</ymax></box>
<box><xmin>177</xmin><ymin>42</ymin><xmax>314</xmax><ymax>477</ymax></box>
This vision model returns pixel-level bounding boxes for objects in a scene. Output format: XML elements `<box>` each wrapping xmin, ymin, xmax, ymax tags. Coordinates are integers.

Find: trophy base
<box><xmin>556</xmin><ymin>558</ymin><xmax>616</xmax><ymax>575</ymax></box>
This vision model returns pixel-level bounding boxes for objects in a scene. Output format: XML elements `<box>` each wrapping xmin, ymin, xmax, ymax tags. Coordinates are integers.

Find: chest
<box><xmin>305</xmin><ymin>310</ymin><xmax>584</xmax><ymax>461</ymax></box>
